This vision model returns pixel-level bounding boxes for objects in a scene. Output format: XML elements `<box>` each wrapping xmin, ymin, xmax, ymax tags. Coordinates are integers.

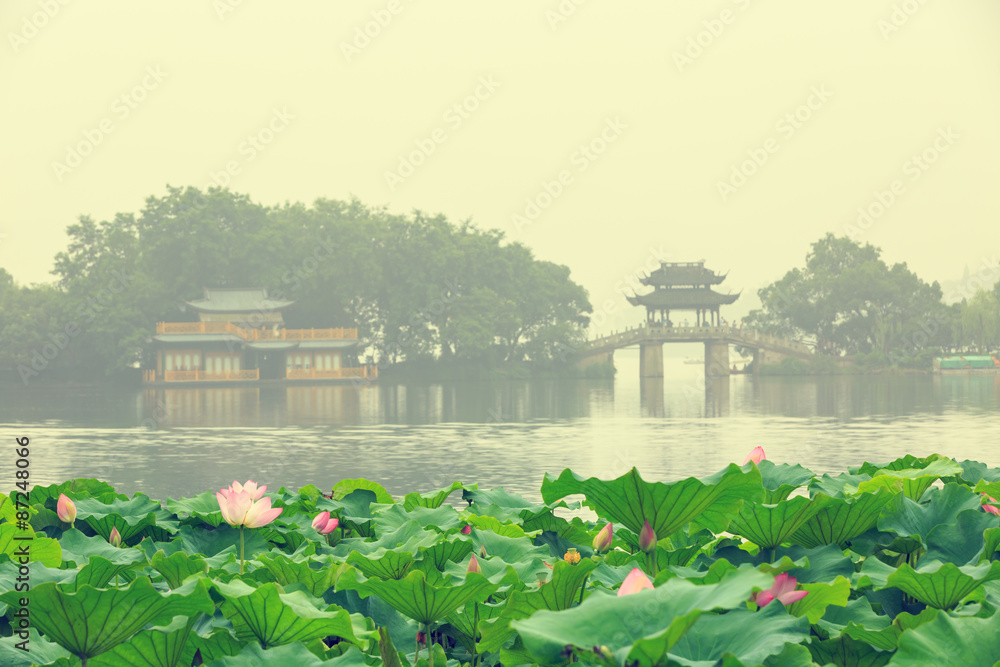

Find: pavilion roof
<box><xmin>639</xmin><ymin>262</ymin><xmax>727</xmax><ymax>287</ymax></box>
<box><xmin>627</xmin><ymin>287</ymin><xmax>740</xmax><ymax>309</ymax></box>
<box><xmin>185</xmin><ymin>288</ymin><xmax>294</xmax><ymax>313</ymax></box>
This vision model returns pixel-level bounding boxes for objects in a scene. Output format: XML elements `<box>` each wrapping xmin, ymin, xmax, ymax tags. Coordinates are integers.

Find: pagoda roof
<box><xmin>185</xmin><ymin>288</ymin><xmax>294</xmax><ymax>313</ymax></box>
<box><xmin>640</xmin><ymin>262</ymin><xmax>727</xmax><ymax>287</ymax></box>
<box><xmin>627</xmin><ymin>287</ymin><xmax>740</xmax><ymax>309</ymax></box>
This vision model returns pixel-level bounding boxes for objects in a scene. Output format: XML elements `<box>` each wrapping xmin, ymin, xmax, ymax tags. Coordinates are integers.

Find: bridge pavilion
<box><xmin>626</xmin><ymin>261</ymin><xmax>739</xmax><ymax>326</ymax></box>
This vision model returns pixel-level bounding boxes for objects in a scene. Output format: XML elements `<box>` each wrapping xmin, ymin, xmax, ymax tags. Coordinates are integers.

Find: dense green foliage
<box><xmin>3</xmin><ymin>453</ymin><xmax>1000</xmax><ymax>665</ymax></box>
<box><xmin>0</xmin><ymin>187</ymin><xmax>592</xmax><ymax>382</ymax></box>
<box><xmin>745</xmin><ymin>234</ymin><xmax>1000</xmax><ymax>369</ymax></box>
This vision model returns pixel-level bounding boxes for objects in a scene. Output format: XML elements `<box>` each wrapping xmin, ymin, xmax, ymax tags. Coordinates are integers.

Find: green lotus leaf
<box><xmin>477</xmin><ymin>558</ymin><xmax>600</xmax><ymax>652</ymax></box>
<box><xmin>164</xmin><ymin>490</ymin><xmax>227</xmax><ymax>527</ymax></box>
<box><xmin>0</xmin><ymin>576</ymin><xmax>214</xmax><ymax>661</ymax></box>
<box><xmin>462</xmin><ymin>513</ymin><xmax>532</xmax><ymax>538</ymax></box>
<box><xmin>347</xmin><ymin>547</ymin><xmax>416</xmax><ymax>580</ymax></box>
<box><xmin>444</xmin><ymin>598</ymin><xmax>508</xmax><ymax>656</ymax></box>
<box><xmin>509</xmin><ymin>568</ymin><xmax>772</xmax><ymax>667</ymax></box>
<box><xmin>337</xmin><ymin>489</ymin><xmax>378</xmax><ymax>537</ymax></box>
<box><xmin>789</xmin><ymin>489</ymin><xmax>896</xmax><ymax>548</ymax></box>
<box><xmin>979</xmin><ymin>527</ymin><xmax>1000</xmax><ymax>564</ymax></box>
<box><xmin>88</xmin><ymin>614</ymin><xmax>198</xmax><ymax>667</ymax></box>
<box><xmin>923</xmin><ymin>507</ymin><xmax>999</xmax><ymax>566</ymax></box>
<box><xmin>328</xmin><ymin>520</ymin><xmax>434</xmax><ymax>558</ymax></box>
<box><xmin>540</xmin><ymin>464</ymin><xmax>763</xmax><ymax>539</ymax></box>
<box><xmin>665</xmin><ymin>604</ymin><xmax>810</xmax><ymax>667</ymax></box>
<box><xmin>0</xmin><ymin>493</ymin><xmax>16</xmax><ymax>522</ymax></box>
<box><xmin>808</xmin><ymin>472</ymin><xmax>874</xmax><ymax>499</ymax></box>
<box><xmin>974</xmin><ymin>479</ymin><xmax>1000</xmax><ymax>502</ymax></box>
<box><xmin>957</xmin><ymin>460</ymin><xmax>1000</xmax><ymax>486</ymax></box>
<box><xmin>73</xmin><ymin>493</ymin><xmax>162</xmax><ymax>542</ymax></box>
<box><xmin>837</xmin><ymin>605</ymin><xmax>938</xmax><ymax>652</ymax></box>
<box><xmin>878</xmin><ymin>483</ymin><xmax>985</xmax><ymax>548</ymax></box>
<box><xmin>71</xmin><ymin>554</ymin><xmax>145</xmax><ymax>591</ymax></box>
<box><xmin>475</xmin><ymin>530</ymin><xmax>551</xmax><ymax>566</ymax></box>
<box><xmin>336</xmin><ymin>567</ymin><xmax>499</xmax><ymax>626</ymax></box>
<box><xmin>856</xmin><ymin>457</ymin><xmax>964</xmax><ymax>500</ymax></box>
<box><xmin>204</xmin><ymin>641</ymin><xmax>368</xmax><ymax>666</ymax></box>
<box><xmin>728</xmin><ymin>494</ymin><xmax>833</xmax><ymax>549</ymax></box>
<box><xmin>0</xmin><ymin>560</ymin><xmax>78</xmax><ymax>595</ymax></box>
<box><xmin>29</xmin><ymin>479</ymin><xmax>125</xmax><ymax>510</ymax></box>
<box><xmin>151</xmin><ymin>549</ymin><xmax>210</xmax><ymax>589</ymax></box>
<box><xmin>0</xmin><ymin>522</ymin><xmax>61</xmax><ymax>567</ymax></box>
<box><xmin>173</xmin><ymin>523</ymin><xmax>270</xmax><ymax>559</ymax></box>
<box><xmin>252</xmin><ymin>552</ymin><xmax>345</xmax><ymax>596</ymax></box>
<box><xmin>888</xmin><ymin>609</ymin><xmax>1000</xmax><ymax>667</ymax></box>
<box><xmin>214</xmin><ymin>579</ymin><xmax>367</xmax><ymax>647</ymax></box>
<box><xmin>184</xmin><ymin>627</ymin><xmax>246</xmax><ymax>665</ymax></box>
<box><xmin>884</xmin><ymin>560</ymin><xmax>1000</xmax><ymax>610</ymax></box>
<box><xmin>59</xmin><ymin>528</ymin><xmax>145</xmax><ymax>568</ymax></box>
<box><xmin>415</xmin><ymin>534</ymin><xmax>474</xmax><ymax>571</ymax></box>
<box><xmin>377</xmin><ymin>626</ymin><xmax>406</xmax><ymax>667</ymax></box>
<box><xmin>781</xmin><ymin>544</ymin><xmax>856</xmax><ymax>584</ymax></box>
<box><xmin>403</xmin><ymin>481</ymin><xmax>467</xmax><ymax>510</ymax></box>
<box><xmin>807</xmin><ymin>634</ymin><xmax>893</xmax><ymax>667</ymax></box>
<box><xmin>0</xmin><ymin>628</ymin><xmax>72</xmax><ymax>667</ymax></box>
<box><xmin>757</xmin><ymin>460</ymin><xmax>816</xmax><ymax>503</ymax></box>
<box><xmin>521</xmin><ymin>512</ymin><xmax>593</xmax><ymax>546</ymax></box>
<box><xmin>786</xmin><ymin>575</ymin><xmax>851</xmax><ymax>623</ymax></box>
<box><xmin>373</xmin><ymin>504</ymin><xmax>463</xmax><ymax>535</ymax></box>
<box><xmin>331</xmin><ymin>478</ymin><xmax>395</xmax><ymax>504</ymax></box>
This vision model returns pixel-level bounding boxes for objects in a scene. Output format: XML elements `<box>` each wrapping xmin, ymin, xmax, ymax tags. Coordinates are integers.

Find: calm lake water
<box><xmin>2</xmin><ymin>350</ymin><xmax>1000</xmax><ymax>503</ymax></box>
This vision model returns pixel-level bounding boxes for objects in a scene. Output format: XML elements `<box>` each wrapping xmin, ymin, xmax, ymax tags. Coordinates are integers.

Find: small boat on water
<box><xmin>683</xmin><ymin>357</ymin><xmax>704</xmax><ymax>365</ymax></box>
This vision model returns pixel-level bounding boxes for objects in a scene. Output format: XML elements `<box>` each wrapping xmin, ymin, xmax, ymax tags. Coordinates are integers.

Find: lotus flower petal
<box><xmin>983</xmin><ymin>495</ymin><xmax>1000</xmax><ymax>516</ymax></box>
<box><xmin>592</xmin><ymin>522</ymin><xmax>613</xmax><ymax>553</ymax></box>
<box><xmin>109</xmin><ymin>526</ymin><xmax>122</xmax><ymax>547</ymax></box>
<box><xmin>242</xmin><ymin>496</ymin><xmax>283</xmax><ymax>528</ymax></box>
<box><xmin>618</xmin><ymin>567</ymin><xmax>654</xmax><ymax>596</ymax></box>
<box><xmin>467</xmin><ymin>554</ymin><xmax>482</xmax><ymax>575</ymax></box>
<box><xmin>744</xmin><ymin>446</ymin><xmax>766</xmax><ymax>465</ymax></box>
<box><xmin>639</xmin><ymin>519</ymin><xmax>657</xmax><ymax>553</ymax></box>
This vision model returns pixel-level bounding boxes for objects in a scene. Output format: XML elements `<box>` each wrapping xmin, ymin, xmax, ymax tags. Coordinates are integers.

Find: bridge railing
<box><xmin>585</xmin><ymin>323</ymin><xmax>815</xmax><ymax>356</ymax></box>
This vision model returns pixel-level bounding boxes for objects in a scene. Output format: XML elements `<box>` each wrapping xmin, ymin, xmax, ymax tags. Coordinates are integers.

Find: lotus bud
<box><xmin>57</xmin><ymin>494</ymin><xmax>76</xmax><ymax>524</ymax></box>
<box><xmin>461</xmin><ymin>524</ymin><xmax>472</xmax><ymax>535</ymax></box>
<box><xmin>617</xmin><ymin>567</ymin><xmax>654</xmax><ymax>596</ymax></box>
<box><xmin>479</xmin><ymin>544</ymin><xmax>487</xmax><ymax>559</ymax></box>
<box><xmin>312</xmin><ymin>511</ymin><xmax>339</xmax><ymax>534</ymax></box>
<box><xmin>743</xmin><ymin>446</ymin><xmax>766</xmax><ymax>465</ymax></box>
<box><xmin>638</xmin><ymin>519</ymin><xmax>657</xmax><ymax>553</ymax></box>
<box><xmin>109</xmin><ymin>526</ymin><xmax>122</xmax><ymax>547</ymax></box>
<box><xmin>563</xmin><ymin>548</ymin><xmax>581</xmax><ymax>564</ymax></box>
<box><xmin>592</xmin><ymin>522</ymin><xmax>613</xmax><ymax>553</ymax></box>
<box><xmin>983</xmin><ymin>494</ymin><xmax>1000</xmax><ymax>516</ymax></box>
<box><xmin>467</xmin><ymin>554</ymin><xmax>482</xmax><ymax>575</ymax></box>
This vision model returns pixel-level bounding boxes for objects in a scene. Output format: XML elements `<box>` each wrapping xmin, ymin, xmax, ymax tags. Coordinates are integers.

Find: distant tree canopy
<box><xmin>744</xmin><ymin>234</ymin><xmax>999</xmax><ymax>361</ymax></box>
<box><xmin>0</xmin><ymin>186</ymin><xmax>592</xmax><ymax>380</ymax></box>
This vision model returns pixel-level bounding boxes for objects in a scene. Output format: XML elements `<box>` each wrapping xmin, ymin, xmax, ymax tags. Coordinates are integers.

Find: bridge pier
<box><xmin>704</xmin><ymin>340</ymin><xmax>730</xmax><ymax>377</ymax></box>
<box><xmin>639</xmin><ymin>342</ymin><xmax>663</xmax><ymax>378</ymax></box>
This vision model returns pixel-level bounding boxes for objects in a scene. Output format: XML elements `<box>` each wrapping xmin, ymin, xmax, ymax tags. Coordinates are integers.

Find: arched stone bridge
<box><xmin>579</xmin><ymin>322</ymin><xmax>822</xmax><ymax>377</ymax></box>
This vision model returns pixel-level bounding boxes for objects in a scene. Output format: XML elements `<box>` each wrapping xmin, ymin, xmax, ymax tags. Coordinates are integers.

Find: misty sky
<box><xmin>2</xmin><ymin>0</ymin><xmax>998</xmax><ymax>335</ymax></box>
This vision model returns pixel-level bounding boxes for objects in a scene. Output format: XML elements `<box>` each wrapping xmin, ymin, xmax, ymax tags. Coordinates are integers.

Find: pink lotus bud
<box><xmin>983</xmin><ymin>494</ymin><xmax>1000</xmax><ymax>516</ymax></box>
<box><xmin>467</xmin><ymin>554</ymin><xmax>482</xmax><ymax>575</ymax></box>
<box><xmin>312</xmin><ymin>511</ymin><xmax>339</xmax><ymax>534</ymax></box>
<box><xmin>461</xmin><ymin>524</ymin><xmax>472</xmax><ymax>535</ymax></box>
<box><xmin>109</xmin><ymin>526</ymin><xmax>122</xmax><ymax>547</ymax></box>
<box><xmin>592</xmin><ymin>523</ymin><xmax>613</xmax><ymax>553</ymax></box>
<box><xmin>743</xmin><ymin>447</ymin><xmax>766</xmax><ymax>465</ymax></box>
<box><xmin>617</xmin><ymin>567</ymin><xmax>654</xmax><ymax>596</ymax></box>
<box><xmin>754</xmin><ymin>573</ymin><xmax>808</xmax><ymax>607</ymax></box>
<box><xmin>57</xmin><ymin>494</ymin><xmax>76</xmax><ymax>524</ymax></box>
<box><xmin>638</xmin><ymin>519</ymin><xmax>657</xmax><ymax>553</ymax></box>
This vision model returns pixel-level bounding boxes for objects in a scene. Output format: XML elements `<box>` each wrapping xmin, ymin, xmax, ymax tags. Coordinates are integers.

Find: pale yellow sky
<box><xmin>2</xmin><ymin>1</ymin><xmax>998</xmax><ymax>333</ymax></box>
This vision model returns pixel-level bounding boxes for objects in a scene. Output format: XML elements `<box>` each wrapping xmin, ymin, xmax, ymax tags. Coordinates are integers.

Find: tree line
<box><xmin>745</xmin><ymin>234</ymin><xmax>1000</xmax><ymax>368</ymax></box>
<box><xmin>0</xmin><ymin>186</ymin><xmax>592</xmax><ymax>383</ymax></box>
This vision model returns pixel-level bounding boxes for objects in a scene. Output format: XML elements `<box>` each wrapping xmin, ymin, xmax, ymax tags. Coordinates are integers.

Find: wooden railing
<box><xmin>143</xmin><ymin>369</ymin><xmax>156</xmax><ymax>383</ymax></box>
<box><xmin>162</xmin><ymin>369</ymin><xmax>260</xmax><ymax>382</ymax></box>
<box><xmin>156</xmin><ymin>322</ymin><xmax>358</xmax><ymax>341</ymax></box>
<box><xmin>286</xmin><ymin>367</ymin><xmax>373</xmax><ymax>380</ymax></box>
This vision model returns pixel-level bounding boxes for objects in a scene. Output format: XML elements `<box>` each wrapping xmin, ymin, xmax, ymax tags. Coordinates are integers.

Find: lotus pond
<box><xmin>2</xmin><ymin>452</ymin><xmax>1000</xmax><ymax>667</ymax></box>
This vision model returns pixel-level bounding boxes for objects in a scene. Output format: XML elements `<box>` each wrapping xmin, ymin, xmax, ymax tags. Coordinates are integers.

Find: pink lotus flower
<box><xmin>225</xmin><ymin>480</ymin><xmax>267</xmax><ymax>500</ymax></box>
<box><xmin>744</xmin><ymin>447</ymin><xmax>766</xmax><ymax>465</ymax></box>
<box><xmin>57</xmin><ymin>494</ymin><xmax>76</xmax><ymax>524</ymax></box>
<box><xmin>461</xmin><ymin>524</ymin><xmax>472</xmax><ymax>535</ymax></box>
<box><xmin>109</xmin><ymin>526</ymin><xmax>122</xmax><ymax>547</ymax></box>
<box><xmin>216</xmin><ymin>486</ymin><xmax>282</xmax><ymax>529</ymax></box>
<box><xmin>312</xmin><ymin>511</ymin><xmax>339</xmax><ymax>534</ymax></box>
<box><xmin>618</xmin><ymin>567</ymin><xmax>654</xmax><ymax>596</ymax></box>
<box><xmin>983</xmin><ymin>494</ymin><xmax>1000</xmax><ymax>516</ymax></box>
<box><xmin>467</xmin><ymin>554</ymin><xmax>482</xmax><ymax>575</ymax></box>
<box><xmin>638</xmin><ymin>519</ymin><xmax>657</xmax><ymax>553</ymax></box>
<box><xmin>592</xmin><ymin>523</ymin><xmax>613</xmax><ymax>554</ymax></box>
<box><xmin>754</xmin><ymin>573</ymin><xmax>808</xmax><ymax>607</ymax></box>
